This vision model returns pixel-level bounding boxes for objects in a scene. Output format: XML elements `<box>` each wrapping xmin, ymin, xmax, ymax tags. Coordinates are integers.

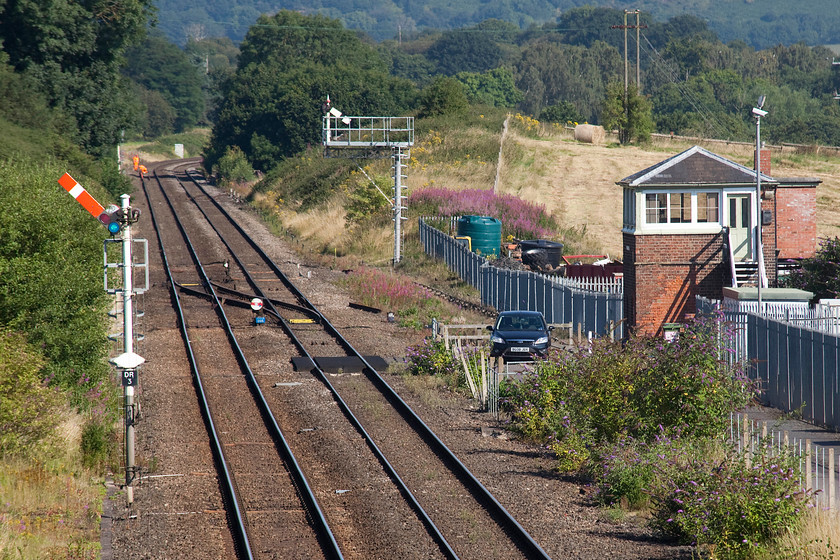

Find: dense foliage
<box><xmin>783</xmin><ymin>236</ymin><xmax>840</xmax><ymax>301</ymax></box>
<box><xmin>0</xmin><ymin>159</ymin><xmax>113</xmax><ymax>408</ymax></box>
<box><xmin>600</xmin><ymin>82</ymin><xmax>654</xmax><ymax>144</ymax></box>
<box><xmin>599</xmin><ymin>434</ymin><xmax>813</xmax><ymax>558</ymax></box>
<box><xmin>497</xmin><ymin>312</ymin><xmax>817</xmax><ymax>555</ymax></box>
<box><xmin>0</xmin><ymin>329</ymin><xmax>64</xmax><ymax>458</ymax></box>
<box><xmin>126</xmin><ymin>33</ymin><xmax>206</xmax><ymax>133</ymax></box>
<box><xmin>198</xmin><ymin>6</ymin><xmax>840</xmax><ymax>181</ymax></box>
<box><xmin>501</xmin><ymin>314</ymin><xmax>754</xmax><ymax>469</ymax></box>
<box><xmin>0</xmin><ymin>0</ymin><xmax>154</xmax><ymax>156</ymax></box>
<box><xmin>206</xmin><ymin>11</ymin><xmax>417</xmax><ymax>171</ymax></box>
<box><xmin>152</xmin><ymin>0</ymin><xmax>840</xmax><ymax>49</ymax></box>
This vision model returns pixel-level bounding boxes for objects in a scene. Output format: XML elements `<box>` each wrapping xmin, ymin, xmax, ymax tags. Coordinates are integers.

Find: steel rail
<box><xmin>146</xmin><ymin>165</ymin><xmax>344</xmax><ymax>560</ymax></box>
<box><xmin>139</xmin><ymin>172</ymin><xmax>254</xmax><ymax>560</ymax></box>
<box><xmin>173</xmin><ymin>169</ymin><xmax>461</xmax><ymax>560</ymax></box>
<box><xmin>183</xmin><ymin>169</ymin><xmax>553</xmax><ymax>560</ymax></box>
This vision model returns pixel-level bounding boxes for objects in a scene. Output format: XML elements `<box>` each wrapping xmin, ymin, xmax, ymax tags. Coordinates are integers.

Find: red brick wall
<box><xmin>761</xmin><ymin>193</ymin><xmax>777</xmax><ymax>286</ymax></box>
<box><xmin>623</xmin><ymin>232</ymin><xmax>726</xmax><ymax>336</ymax></box>
<box><xmin>754</xmin><ymin>148</ymin><xmax>771</xmax><ymax>176</ymax></box>
<box><xmin>775</xmin><ymin>186</ymin><xmax>816</xmax><ymax>260</ymax></box>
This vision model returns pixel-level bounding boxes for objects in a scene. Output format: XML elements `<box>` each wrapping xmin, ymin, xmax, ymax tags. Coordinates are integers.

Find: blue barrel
<box><xmin>456</xmin><ymin>215</ymin><xmax>502</xmax><ymax>257</ymax></box>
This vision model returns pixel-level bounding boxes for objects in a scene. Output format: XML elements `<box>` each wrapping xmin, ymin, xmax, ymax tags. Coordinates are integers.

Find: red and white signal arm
<box><xmin>250</xmin><ymin>298</ymin><xmax>264</xmax><ymax>311</ymax></box>
<box><xmin>58</xmin><ymin>173</ymin><xmax>105</xmax><ymax>220</ymax></box>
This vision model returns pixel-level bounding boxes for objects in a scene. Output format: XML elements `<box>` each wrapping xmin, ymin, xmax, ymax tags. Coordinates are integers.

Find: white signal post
<box><xmin>118</xmin><ymin>193</ymin><xmax>139</xmax><ymax>505</ymax></box>
<box><xmin>58</xmin><ymin>174</ymin><xmax>142</xmax><ymax>506</ymax></box>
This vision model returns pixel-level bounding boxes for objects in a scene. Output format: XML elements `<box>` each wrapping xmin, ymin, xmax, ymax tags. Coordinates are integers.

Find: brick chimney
<box><xmin>754</xmin><ymin>147</ymin><xmax>771</xmax><ymax>176</ymax></box>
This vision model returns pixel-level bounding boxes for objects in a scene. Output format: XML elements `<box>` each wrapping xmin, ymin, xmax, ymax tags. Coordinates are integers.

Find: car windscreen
<box><xmin>496</xmin><ymin>316</ymin><xmax>544</xmax><ymax>331</ymax></box>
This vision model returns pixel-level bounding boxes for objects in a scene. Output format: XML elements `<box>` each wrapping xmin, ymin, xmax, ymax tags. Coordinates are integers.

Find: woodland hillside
<box><xmin>154</xmin><ymin>0</ymin><xmax>840</xmax><ymax>48</ymax></box>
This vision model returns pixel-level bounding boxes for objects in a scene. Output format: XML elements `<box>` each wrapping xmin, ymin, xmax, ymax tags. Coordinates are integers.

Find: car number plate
<box><xmin>511</xmin><ymin>346</ymin><xmax>530</xmax><ymax>352</ymax></box>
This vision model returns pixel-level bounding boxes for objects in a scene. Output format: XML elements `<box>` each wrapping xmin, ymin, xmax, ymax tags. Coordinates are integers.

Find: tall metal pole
<box><xmin>120</xmin><ymin>193</ymin><xmax>137</xmax><ymax>505</ymax></box>
<box><xmin>755</xmin><ymin>111</ymin><xmax>763</xmax><ymax>312</ymax></box>
<box><xmin>393</xmin><ymin>147</ymin><xmax>404</xmax><ymax>264</ymax></box>
<box><xmin>623</xmin><ymin>10</ymin><xmax>629</xmax><ymax>100</ymax></box>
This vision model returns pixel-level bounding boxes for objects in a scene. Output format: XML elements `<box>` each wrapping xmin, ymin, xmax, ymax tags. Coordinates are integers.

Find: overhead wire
<box><xmin>638</xmin><ymin>32</ymin><xmax>732</xmax><ymax>140</ymax></box>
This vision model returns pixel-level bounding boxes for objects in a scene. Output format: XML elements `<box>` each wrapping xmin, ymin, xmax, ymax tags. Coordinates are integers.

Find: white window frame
<box><xmin>630</xmin><ymin>189</ymin><xmax>722</xmax><ymax>235</ymax></box>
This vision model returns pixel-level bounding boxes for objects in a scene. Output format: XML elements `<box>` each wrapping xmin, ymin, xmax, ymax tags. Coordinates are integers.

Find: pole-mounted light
<box><xmin>752</xmin><ymin>95</ymin><xmax>767</xmax><ymax>312</ymax></box>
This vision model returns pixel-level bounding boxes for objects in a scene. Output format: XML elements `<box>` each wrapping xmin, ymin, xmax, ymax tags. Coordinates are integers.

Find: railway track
<box><xmin>137</xmin><ymin>158</ymin><xmax>552</xmax><ymax>559</ymax></box>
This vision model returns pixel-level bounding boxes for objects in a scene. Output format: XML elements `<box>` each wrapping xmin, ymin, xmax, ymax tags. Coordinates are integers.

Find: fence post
<box><xmin>830</xmin><ymin>448</ymin><xmax>836</xmax><ymax>511</ymax></box>
<box><xmin>480</xmin><ymin>349</ymin><xmax>487</xmax><ymax>411</ymax></box>
<box><xmin>805</xmin><ymin>439</ymin><xmax>812</xmax><ymax>498</ymax></box>
<box><xmin>742</xmin><ymin>415</ymin><xmax>750</xmax><ymax>468</ymax></box>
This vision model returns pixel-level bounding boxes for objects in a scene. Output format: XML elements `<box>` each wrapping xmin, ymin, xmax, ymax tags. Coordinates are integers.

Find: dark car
<box><xmin>487</xmin><ymin>310</ymin><xmax>553</xmax><ymax>361</ymax></box>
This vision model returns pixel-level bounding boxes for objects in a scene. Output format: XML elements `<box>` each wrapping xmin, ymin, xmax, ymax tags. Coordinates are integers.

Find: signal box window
<box><xmin>697</xmin><ymin>192</ymin><xmax>719</xmax><ymax>223</ymax></box>
<box><xmin>645</xmin><ymin>193</ymin><xmax>667</xmax><ymax>224</ymax></box>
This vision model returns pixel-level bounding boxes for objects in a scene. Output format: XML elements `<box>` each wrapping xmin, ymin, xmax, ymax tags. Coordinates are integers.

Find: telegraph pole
<box><xmin>611</xmin><ymin>10</ymin><xmax>646</xmax><ymax>98</ymax></box>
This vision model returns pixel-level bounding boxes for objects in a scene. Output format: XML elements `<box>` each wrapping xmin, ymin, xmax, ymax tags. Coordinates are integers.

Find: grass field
<box><xmin>494</xmin><ymin>127</ymin><xmax>840</xmax><ymax>259</ymax></box>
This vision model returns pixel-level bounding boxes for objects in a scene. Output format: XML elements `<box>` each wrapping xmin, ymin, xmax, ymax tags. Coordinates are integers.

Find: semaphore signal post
<box><xmin>59</xmin><ymin>174</ymin><xmax>147</xmax><ymax>506</ymax></box>
<box><xmin>321</xmin><ymin>98</ymin><xmax>414</xmax><ymax>264</ymax></box>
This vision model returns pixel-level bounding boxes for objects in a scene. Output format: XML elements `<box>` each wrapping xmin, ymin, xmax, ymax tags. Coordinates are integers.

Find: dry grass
<box><xmin>0</xmin><ymin>454</ymin><xmax>102</xmax><ymax>559</ymax></box>
<box><xmin>494</xmin><ymin>127</ymin><xmax>840</xmax><ymax>257</ymax></box>
<box><xmin>761</xmin><ymin>508</ymin><xmax>840</xmax><ymax>559</ymax></box>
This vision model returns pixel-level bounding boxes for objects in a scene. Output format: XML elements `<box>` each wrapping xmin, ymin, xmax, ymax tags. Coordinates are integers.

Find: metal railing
<box><xmin>699</xmin><ymin>295</ymin><xmax>840</xmax><ymax>430</ymax></box>
<box><xmin>420</xmin><ymin>218</ymin><xmax>624</xmax><ymax>339</ymax></box>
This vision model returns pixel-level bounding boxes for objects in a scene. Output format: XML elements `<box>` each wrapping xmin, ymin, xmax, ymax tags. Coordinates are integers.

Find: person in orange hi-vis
<box><xmin>138</xmin><ymin>165</ymin><xmax>147</xmax><ymax>177</ymax></box>
<box><xmin>133</xmin><ymin>155</ymin><xmax>139</xmax><ymax>171</ymax></box>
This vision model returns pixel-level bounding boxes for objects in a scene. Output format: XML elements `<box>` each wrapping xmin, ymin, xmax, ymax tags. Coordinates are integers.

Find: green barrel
<box><xmin>456</xmin><ymin>215</ymin><xmax>502</xmax><ymax>257</ymax></box>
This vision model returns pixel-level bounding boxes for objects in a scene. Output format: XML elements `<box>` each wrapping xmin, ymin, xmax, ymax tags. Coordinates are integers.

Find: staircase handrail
<box><xmin>723</xmin><ymin>226</ymin><xmax>738</xmax><ymax>288</ymax></box>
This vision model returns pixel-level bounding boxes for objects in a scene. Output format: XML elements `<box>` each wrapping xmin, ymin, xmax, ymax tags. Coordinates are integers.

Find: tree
<box><xmin>515</xmin><ymin>40</ymin><xmax>621</xmax><ymax>122</ymax></box>
<box><xmin>236</xmin><ymin>11</ymin><xmax>385</xmax><ymax>75</ymax></box>
<box><xmin>418</xmin><ymin>77</ymin><xmax>468</xmax><ymax>118</ymax></box>
<box><xmin>135</xmin><ymin>86</ymin><xmax>177</xmax><ymax>138</ymax></box>
<box><xmin>601</xmin><ymin>82</ymin><xmax>653</xmax><ymax>144</ymax></box>
<box><xmin>0</xmin><ymin>0</ymin><xmax>155</xmax><ymax>155</ymax></box>
<box><xmin>126</xmin><ymin>33</ymin><xmax>205</xmax><ymax>131</ymax></box>
<box><xmin>426</xmin><ymin>27</ymin><xmax>504</xmax><ymax>75</ymax></box>
<box><xmin>455</xmin><ymin>67</ymin><xmax>523</xmax><ymax>107</ymax></box>
<box><xmin>206</xmin><ymin>12</ymin><xmax>417</xmax><ymax>171</ymax></box>
<box><xmin>784</xmin><ymin>237</ymin><xmax>840</xmax><ymax>301</ymax></box>
<box><xmin>539</xmin><ymin>101</ymin><xmax>583</xmax><ymax>125</ymax></box>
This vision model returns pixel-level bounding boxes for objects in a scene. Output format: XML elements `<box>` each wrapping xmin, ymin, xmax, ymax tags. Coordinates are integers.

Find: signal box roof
<box><xmin>616</xmin><ymin>145</ymin><xmax>775</xmax><ymax>188</ymax></box>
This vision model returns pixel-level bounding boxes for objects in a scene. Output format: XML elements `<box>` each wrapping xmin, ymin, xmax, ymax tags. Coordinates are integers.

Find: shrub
<box><xmin>0</xmin><ymin>329</ymin><xmax>63</xmax><ymax>459</ymax></box>
<box><xmin>783</xmin><ymin>236</ymin><xmax>840</xmax><ymax>301</ymax></box>
<box><xmin>502</xmin><ymin>313</ymin><xmax>754</xmax><ymax>471</ymax></box>
<box><xmin>595</xmin><ymin>433</ymin><xmax>814</xmax><ymax>557</ymax></box>
<box><xmin>215</xmin><ymin>145</ymin><xmax>255</xmax><ymax>186</ymax></box>
<box><xmin>406</xmin><ymin>337</ymin><xmax>459</xmax><ymax>377</ymax></box>
<box><xmin>419</xmin><ymin>77</ymin><xmax>468</xmax><ymax>118</ymax></box>
<box><xmin>0</xmin><ymin>158</ymin><xmax>112</xmax><ymax>405</ymax></box>
<box><xmin>595</xmin><ymin>436</ymin><xmax>658</xmax><ymax>510</ymax></box>
<box><xmin>80</xmin><ymin>418</ymin><xmax>113</xmax><ymax>470</ymax></box>
<box><xmin>649</xmin><ymin>437</ymin><xmax>812</xmax><ymax>559</ymax></box>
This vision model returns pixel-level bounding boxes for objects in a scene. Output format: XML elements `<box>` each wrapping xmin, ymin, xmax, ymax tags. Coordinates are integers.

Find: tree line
<box><xmin>201</xmin><ymin>8</ymin><xmax>840</xmax><ymax>174</ymax></box>
<box><xmin>3</xmin><ymin>4</ymin><xmax>840</xmax><ymax>182</ymax></box>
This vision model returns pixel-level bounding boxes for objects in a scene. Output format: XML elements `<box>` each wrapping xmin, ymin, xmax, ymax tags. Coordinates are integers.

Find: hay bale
<box><xmin>574</xmin><ymin>124</ymin><xmax>606</xmax><ymax>144</ymax></box>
